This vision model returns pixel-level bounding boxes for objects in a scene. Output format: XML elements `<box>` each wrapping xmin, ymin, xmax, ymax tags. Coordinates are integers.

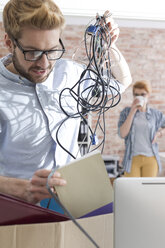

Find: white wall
<box><xmin>0</xmin><ymin>0</ymin><xmax>165</xmax><ymax>29</ymax></box>
<box><xmin>53</xmin><ymin>0</ymin><xmax>165</xmax><ymax>19</ymax></box>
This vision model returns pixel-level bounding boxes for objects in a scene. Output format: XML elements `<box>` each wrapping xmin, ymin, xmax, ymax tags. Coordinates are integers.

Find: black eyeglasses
<box><xmin>14</xmin><ymin>38</ymin><xmax>65</xmax><ymax>61</ymax></box>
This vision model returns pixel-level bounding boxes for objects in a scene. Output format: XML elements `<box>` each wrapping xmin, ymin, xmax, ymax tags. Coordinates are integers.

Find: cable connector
<box><xmin>86</xmin><ymin>25</ymin><xmax>99</xmax><ymax>35</ymax></box>
<box><xmin>90</xmin><ymin>134</ymin><xmax>99</xmax><ymax>145</ymax></box>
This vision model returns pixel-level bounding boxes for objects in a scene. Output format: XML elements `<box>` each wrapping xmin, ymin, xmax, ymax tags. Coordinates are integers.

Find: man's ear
<box><xmin>4</xmin><ymin>33</ymin><xmax>14</xmax><ymax>53</ymax></box>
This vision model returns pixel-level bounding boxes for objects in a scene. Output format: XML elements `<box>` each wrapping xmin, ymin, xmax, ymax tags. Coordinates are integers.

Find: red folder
<box><xmin>0</xmin><ymin>193</ymin><xmax>69</xmax><ymax>226</ymax></box>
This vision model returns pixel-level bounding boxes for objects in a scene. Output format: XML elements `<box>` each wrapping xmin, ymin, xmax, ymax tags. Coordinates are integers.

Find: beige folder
<box><xmin>55</xmin><ymin>150</ymin><xmax>113</xmax><ymax>218</ymax></box>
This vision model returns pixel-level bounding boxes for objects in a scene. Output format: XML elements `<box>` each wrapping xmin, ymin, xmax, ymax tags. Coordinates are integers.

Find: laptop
<box><xmin>114</xmin><ymin>177</ymin><xmax>165</xmax><ymax>248</ymax></box>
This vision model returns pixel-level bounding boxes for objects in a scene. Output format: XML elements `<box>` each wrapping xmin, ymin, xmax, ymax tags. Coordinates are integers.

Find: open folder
<box><xmin>0</xmin><ymin>193</ymin><xmax>68</xmax><ymax>226</ymax></box>
<box><xmin>55</xmin><ymin>150</ymin><xmax>113</xmax><ymax>218</ymax></box>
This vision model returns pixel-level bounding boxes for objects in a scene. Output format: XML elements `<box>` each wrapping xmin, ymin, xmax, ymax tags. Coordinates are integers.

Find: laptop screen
<box><xmin>114</xmin><ymin>177</ymin><xmax>165</xmax><ymax>248</ymax></box>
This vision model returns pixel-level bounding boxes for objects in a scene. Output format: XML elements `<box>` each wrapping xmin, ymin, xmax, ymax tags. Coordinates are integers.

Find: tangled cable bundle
<box><xmin>48</xmin><ymin>14</ymin><xmax>122</xmax><ymax>247</ymax></box>
<box><xmin>57</xmin><ymin>13</ymin><xmax>121</xmax><ymax>156</ymax></box>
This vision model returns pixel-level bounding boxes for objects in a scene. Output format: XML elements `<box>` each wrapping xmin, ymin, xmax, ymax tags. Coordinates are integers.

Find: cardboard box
<box><xmin>0</xmin><ymin>213</ymin><xmax>113</xmax><ymax>248</ymax></box>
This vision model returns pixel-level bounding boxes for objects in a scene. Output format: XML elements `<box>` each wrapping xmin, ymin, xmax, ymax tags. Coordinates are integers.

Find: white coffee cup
<box><xmin>135</xmin><ymin>96</ymin><xmax>145</xmax><ymax>107</ymax></box>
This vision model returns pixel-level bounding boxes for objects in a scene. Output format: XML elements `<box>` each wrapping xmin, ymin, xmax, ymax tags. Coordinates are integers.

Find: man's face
<box><xmin>10</xmin><ymin>27</ymin><xmax>62</xmax><ymax>83</ymax></box>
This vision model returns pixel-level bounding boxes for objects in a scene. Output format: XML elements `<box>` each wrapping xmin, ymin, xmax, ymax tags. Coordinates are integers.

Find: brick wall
<box><xmin>1</xmin><ymin>23</ymin><xmax>165</xmax><ymax>172</ymax></box>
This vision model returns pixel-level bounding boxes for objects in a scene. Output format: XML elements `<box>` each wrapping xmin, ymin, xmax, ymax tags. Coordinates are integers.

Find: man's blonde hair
<box><xmin>133</xmin><ymin>80</ymin><xmax>152</xmax><ymax>94</ymax></box>
<box><xmin>3</xmin><ymin>0</ymin><xmax>65</xmax><ymax>39</ymax></box>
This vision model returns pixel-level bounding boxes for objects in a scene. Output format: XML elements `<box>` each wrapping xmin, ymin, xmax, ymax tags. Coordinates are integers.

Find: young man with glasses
<box><xmin>0</xmin><ymin>0</ymin><xmax>132</xmax><ymax>205</ymax></box>
<box><xmin>118</xmin><ymin>80</ymin><xmax>165</xmax><ymax>177</ymax></box>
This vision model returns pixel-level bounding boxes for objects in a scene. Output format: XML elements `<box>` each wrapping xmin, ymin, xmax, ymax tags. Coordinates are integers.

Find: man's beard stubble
<box><xmin>12</xmin><ymin>51</ymin><xmax>54</xmax><ymax>84</ymax></box>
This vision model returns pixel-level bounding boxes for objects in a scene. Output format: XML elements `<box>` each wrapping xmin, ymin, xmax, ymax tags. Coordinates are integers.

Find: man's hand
<box><xmin>25</xmin><ymin>169</ymin><xmax>67</xmax><ymax>204</ymax></box>
<box><xmin>103</xmin><ymin>10</ymin><xmax>119</xmax><ymax>45</ymax></box>
<box><xmin>99</xmin><ymin>10</ymin><xmax>132</xmax><ymax>88</ymax></box>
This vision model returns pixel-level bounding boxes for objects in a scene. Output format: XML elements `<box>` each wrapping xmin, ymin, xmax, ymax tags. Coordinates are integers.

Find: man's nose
<box><xmin>35</xmin><ymin>53</ymin><xmax>50</xmax><ymax>68</ymax></box>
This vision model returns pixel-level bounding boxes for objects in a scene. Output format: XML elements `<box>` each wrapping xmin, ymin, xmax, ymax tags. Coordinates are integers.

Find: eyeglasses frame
<box><xmin>13</xmin><ymin>38</ymin><xmax>65</xmax><ymax>61</ymax></box>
